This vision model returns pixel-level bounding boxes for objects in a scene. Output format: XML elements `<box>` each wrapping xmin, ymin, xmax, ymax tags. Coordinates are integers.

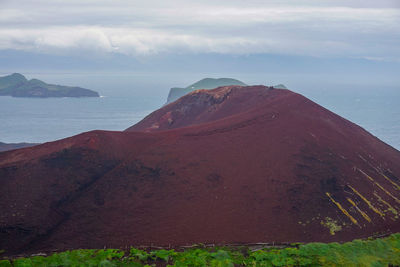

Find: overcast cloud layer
<box><xmin>0</xmin><ymin>0</ymin><xmax>399</xmax><ymax>61</ymax></box>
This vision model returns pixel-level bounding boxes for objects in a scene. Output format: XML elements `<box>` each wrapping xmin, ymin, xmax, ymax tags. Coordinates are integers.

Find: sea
<box><xmin>0</xmin><ymin>72</ymin><xmax>399</xmax><ymax>151</ymax></box>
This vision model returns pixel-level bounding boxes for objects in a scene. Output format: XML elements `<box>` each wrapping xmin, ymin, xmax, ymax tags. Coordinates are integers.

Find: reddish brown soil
<box><xmin>1</xmin><ymin>86</ymin><xmax>400</xmax><ymax>256</ymax></box>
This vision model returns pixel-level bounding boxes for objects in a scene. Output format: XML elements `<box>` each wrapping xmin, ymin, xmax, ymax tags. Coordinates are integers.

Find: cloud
<box><xmin>0</xmin><ymin>0</ymin><xmax>399</xmax><ymax>61</ymax></box>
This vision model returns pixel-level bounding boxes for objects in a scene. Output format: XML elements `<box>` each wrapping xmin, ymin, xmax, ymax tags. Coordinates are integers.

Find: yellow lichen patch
<box><xmin>348</xmin><ymin>185</ymin><xmax>385</xmax><ymax>218</ymax></box>
<box><xmin>358</xmin><ymin>169</ymin><xmax>400</xmax><ymax>204</ymax></box>
<box><xmin>374</xmin><ymin>192</ymin><xmax>398</xmax><ymax>218</ymax></box>
<box><xmin>326</xmin><ymin>192</ymin><xmax>358</xmax><ymax>226</ymax></box>
<box><xmin>374</xmin><ymin>182</ymin><xmax>400</xmax><ymax>205</ymax></box>
<box><xmin>320</xmin><ymin>217</ymin><xmax>342</xmax><ymax>235</ymax></box>
<box><xmin>298</xmin><ymin>221</ymin><xmax>307</xmax><ymax>226</ymax></box>
<box><xmin>379</xmin><ymin>172</ymin><xmax>400</xmax><ymax>191</ymax></box>
<box><xmin>347</xmin><ymin>198</ymin><xmax>371</xmax><ymax>223</ymax></box>
<box><xmin>358</xmin><ymin>169</ymin><xmax>374</xmax><ymax>182</ymax></box>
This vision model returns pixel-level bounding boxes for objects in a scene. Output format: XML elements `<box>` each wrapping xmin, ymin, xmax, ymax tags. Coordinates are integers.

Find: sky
<box><xmin>0</xmin><ymin>0</ymin><xmax>399</xmax><ymax>81</ymax></box>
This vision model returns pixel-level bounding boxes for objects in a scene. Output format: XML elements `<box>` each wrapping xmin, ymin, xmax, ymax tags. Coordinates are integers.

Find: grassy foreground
<box><xmin>1</xmin><ymin>233</ymin><xmax>400</xmax><ymax>266</ymax></box>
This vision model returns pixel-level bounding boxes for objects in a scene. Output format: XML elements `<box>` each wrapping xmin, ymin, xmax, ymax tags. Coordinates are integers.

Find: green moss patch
<box><xmin>1</xmin><ymin>233</ymin><xmax>400</xmax><ymax>266</ymax></box>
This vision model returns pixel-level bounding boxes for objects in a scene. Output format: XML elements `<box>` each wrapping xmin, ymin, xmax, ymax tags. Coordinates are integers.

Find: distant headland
<box><xmin>166</xmin><ymin>78</ymin><xmax>247</xmax><ymax>104</ymax></box>
<box><xmin>166</xmin><ymin>77</ymin><xmax>288</xmax><ymax>104</ymax></box>
<box><xmin>0</xmin><ymin>73</ymin><xmax>99</xmax><ymax>98</ymax></box>
<box><xmin>0</xmin><ymin>141</ymin><xmax>38</xmax><ymax>152</ymax></box>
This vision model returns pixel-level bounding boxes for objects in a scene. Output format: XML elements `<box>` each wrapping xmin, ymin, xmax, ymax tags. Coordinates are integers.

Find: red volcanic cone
<box><xmin>1</xmin><ymin>85</ymin><xmax>400</xmax><ymax>255</ymax></box>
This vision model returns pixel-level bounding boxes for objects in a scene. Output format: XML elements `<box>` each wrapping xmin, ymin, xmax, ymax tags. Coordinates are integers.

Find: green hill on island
<box><xmin>166</xmin><ymin>78</ymin><xmax>288</xmax><ymax>103</ymax></box>
<box><xmin>166</xmin><ymin>78</ymin><xmax>247</xmax><ymax>103</ymax></box>
<box><xmin>0</xmin><ymin>73</ymin><xmax>99</xmax><ymax>98</ymax></box>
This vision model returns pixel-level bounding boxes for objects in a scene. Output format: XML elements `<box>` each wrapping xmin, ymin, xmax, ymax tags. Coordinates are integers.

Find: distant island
<box><xmin>0</xmin><ymin>73</ymin><xmax>99</xmax><ymax>98</ymax></box>
<box><xmin>273</xmin><ymin>84</ymin><xmax>288</xmax><ymax>89</ymax></box>
<box><xmin>0</xmin><ymin>141</ymin><xmax>38</xmax><ymax>152</ymax></box>
<box><xmin>166</xmin><ymin>78</ymin><xmax>288</xmax><ymax>103</ymax></box>
<box><xmin>166</xmin><ymin>78</ymin><xmax>247</xmax><ymax>104</ymax></box>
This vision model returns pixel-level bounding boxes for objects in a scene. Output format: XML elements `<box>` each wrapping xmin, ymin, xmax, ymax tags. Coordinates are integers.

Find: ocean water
<box><xmin>298</xmin><ymin>85</ymin><xmax>400</xmax><ymax>151</ymax></box>
<box><xmin>0</xmin><ymin>72</ymin><xmax>399</xmax><ymax>151</ymax></box>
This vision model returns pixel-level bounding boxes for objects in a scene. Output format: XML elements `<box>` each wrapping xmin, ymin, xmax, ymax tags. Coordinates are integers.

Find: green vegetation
<box><xmin>1</xmin><ymin>233</ymin><xmax>400</xmax><ymax>266</ymax></box>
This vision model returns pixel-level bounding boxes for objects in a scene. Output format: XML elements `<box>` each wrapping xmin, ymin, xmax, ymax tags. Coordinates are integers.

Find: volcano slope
<box><xmin>1</xmin><ymin>86</ymin><xmax>400</xmax><ymax>256</ymax></box>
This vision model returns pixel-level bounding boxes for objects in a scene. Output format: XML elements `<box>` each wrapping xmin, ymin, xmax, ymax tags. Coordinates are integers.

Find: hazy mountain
<box><xmin>273</xmin><ymin>84</ymin><xmax>288</xmax><ymax>89</ymax></box>
<box><xmin>0</xmin><ymin>141</ymin><xmax>38</xmax><ymax>152</ymax></box>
